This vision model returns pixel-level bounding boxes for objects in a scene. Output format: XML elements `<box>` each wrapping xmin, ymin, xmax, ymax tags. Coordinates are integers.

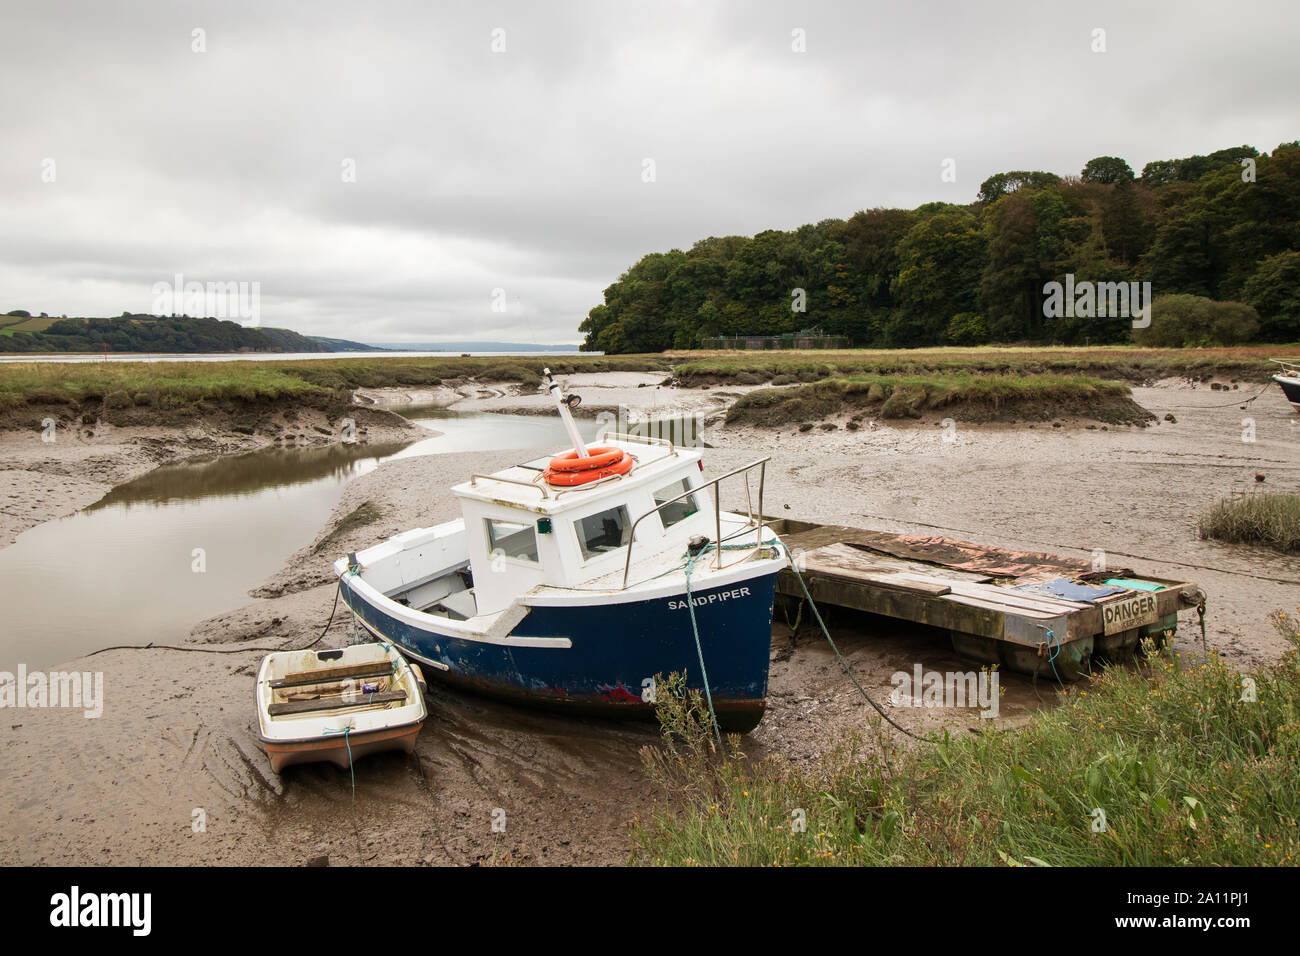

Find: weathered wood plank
<box><xmin>268</xmin><ymin>690</ymin><xmax>406</xmax><ymax>716</ymax></box>
<box><xmin>799</xmin><ymin>542</ymin><xmax>993</xmax><ymax>584</ymax></box>
<box><xmin>940</xmin><ymin>581</ymin><xmax>1090</xmax><ymax>614</ymax></box>
<box><xmin>271</xmin><ymin>662</ymin><xmax>395</xmax><ymax>689</ymax></box>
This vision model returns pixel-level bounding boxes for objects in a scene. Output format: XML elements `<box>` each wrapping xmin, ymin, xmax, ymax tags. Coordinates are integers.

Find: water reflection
<box><xmin>88</xmin><ymin>440</ymin><xmax>413</xmax><ymax>510</ymax></box>
<box><xmin>0</xmin><ymin>410</ymin><xmax>599</xmax><ymax>671</ymax></box>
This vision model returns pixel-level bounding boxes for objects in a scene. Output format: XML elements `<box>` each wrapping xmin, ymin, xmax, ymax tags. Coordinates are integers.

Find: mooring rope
<box><xmin>679</xmin><ymin>538</ymin><xmax>931</xmax><ymax>743</ymax></box>
<box><xmin>682</xmin><ymin>545</ymin><xmax>729</xmax><ymax>749</ymax></box>
<box><xmin>1173</xmin><ymin>379</ymin><xmax>1273</xmax><ymax>409</ymax></box>
<box><xmin>82</xmin><ymin>580</ymin><xmax>345</xmax><ymax>658</ymax></box>
<box><xmin>321</xmin><ymin>724</ymin><xmax>356</xmax><ymax>801</ymax></box>
<box><xmin>774</xmin><ymin>542</ymin><xmax>932</xmax><ymax>742</ymax></box>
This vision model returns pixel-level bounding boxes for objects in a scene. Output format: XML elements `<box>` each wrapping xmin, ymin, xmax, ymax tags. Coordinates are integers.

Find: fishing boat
<box><xmin>333</xmin><ymin>370</ymin><xmax>786</xmax><ymax>732</ymax></box>
<box><xmin>1270</xmin><ymin>358</ymin><xmax>1300</xmax><ymax>411</ymax></box>
<box><xmin>256</xmin><ymin>643</ymin><xmax>428</xmax><ymax>773</ymax></box>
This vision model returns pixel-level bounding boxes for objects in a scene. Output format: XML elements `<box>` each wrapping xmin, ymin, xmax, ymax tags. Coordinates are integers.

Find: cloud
<box><xmin>1</xmin><ymin>0</ymin><xmax>1296</xmax><ymax>343</ymax></box>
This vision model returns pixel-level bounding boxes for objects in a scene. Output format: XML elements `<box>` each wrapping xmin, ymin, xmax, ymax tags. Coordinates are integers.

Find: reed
<box><xmin>630</xmin><ymin>613</ymin><xmax>1300</xmax><ymax>866</ymax></box>
<box><xmin>673</xmin><ymin>345</ymin><xmax>1287</xmax><ymax>388</ymax></box>
<box><xmin>724</xmin><ymin>372</ymin><xmax>1152</xmax><ymax>425</ymax></box>
<box><xmin>0</xmin><ymin>354</ymin><xmax>668</xmax><ymax>411</ymax></box>
<box><xmin>1199</xmin><ymin>493</ymin><xmax>1300</xmax><ymax>553</ymax></box>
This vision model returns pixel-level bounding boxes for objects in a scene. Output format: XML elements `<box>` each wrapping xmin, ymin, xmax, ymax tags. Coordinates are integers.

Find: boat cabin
<box><xmin>456</xmin><ymin>437</ymin><xmax>713</xmax><ymax>614</ymax></box>
<box><xmin>349</xmin><ymin>436</ymin><xmax>727</xmax><ymax>621</ymax></box>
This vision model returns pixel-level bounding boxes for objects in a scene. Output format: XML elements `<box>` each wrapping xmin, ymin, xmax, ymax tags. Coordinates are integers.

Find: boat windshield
<box><xmin>576</xmin><ymin>506</ymin><xmax>631</xmax><ymax>559</ymax></box>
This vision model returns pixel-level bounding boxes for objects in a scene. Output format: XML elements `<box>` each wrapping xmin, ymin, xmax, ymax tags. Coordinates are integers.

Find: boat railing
<box><xmin>598</xmin><ymin>431</ymin><xmax>676</xmax><ymax>455</ymax></box>
<box><xmin>1269</xmin><ymin>357</ymin><xmax>1300</xmax><ymax>373</ymax></box>
<box><xmin>469</xmin><ymin>474</ymin><xmax>552</xmax><ymax>498</ymax></box>
<box><xmin>621</xmin><ymin>457</ymin><xmax>771</xmax><ymax>589</ymax></box>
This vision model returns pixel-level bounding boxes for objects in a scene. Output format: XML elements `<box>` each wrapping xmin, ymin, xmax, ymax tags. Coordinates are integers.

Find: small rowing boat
<box><xmin>1270</xmin><ymin>358</ymin><xmax>1300</xmax><ymax>411</ymax></box>
<box><xmin>255</xmin><ymin>642</ymin><xmax>427</xmax><ymax>773</ymax></box>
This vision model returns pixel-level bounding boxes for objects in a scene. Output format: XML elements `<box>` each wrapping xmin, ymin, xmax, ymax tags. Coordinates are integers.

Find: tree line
<box><xmin>579</xmin><ymin>142</ymin><xmax>1300</xmax><ymax>352</ymax></box>
<box><xmin>1</xmin><ymin>314</ymin><xmax>354</xmax><ymax>353</ymax></box>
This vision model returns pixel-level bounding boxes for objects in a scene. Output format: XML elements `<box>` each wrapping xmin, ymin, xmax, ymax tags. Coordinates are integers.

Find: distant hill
<box><xmin>304</xmin><ymin>335</ymin><xmax>388</xmax><ymax>352</ymax></box>
<box><xmin>0</xmin><ymin>313</ymin><xmax>384</xmax><ymax>354</ymax></box>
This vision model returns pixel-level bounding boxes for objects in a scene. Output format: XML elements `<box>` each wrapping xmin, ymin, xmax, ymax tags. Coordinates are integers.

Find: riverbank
<box><xmin>0</xmin><ymin>368</ymin><xmax>1297</xmax><ymax>865</ymax></box>
<box><xmin>0</xmin><ymin>400</ymin><xmax>417</xmax><ymax>548</ymax></box>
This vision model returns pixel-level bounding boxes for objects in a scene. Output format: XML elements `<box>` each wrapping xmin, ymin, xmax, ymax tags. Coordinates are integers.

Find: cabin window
<box><xmin>653</xmin><ymin>478</ymin><xmax>699</xmax><ymax>529</ymax></box>
<box><xmin>485</xmin><ymin>517</ymin><xmax>540</xmax><ymax>563</ymax></box>
<box><xmin>575</xmin><ymin>505</ymin><xmax>631</xmax><ymax>560</ymax></box>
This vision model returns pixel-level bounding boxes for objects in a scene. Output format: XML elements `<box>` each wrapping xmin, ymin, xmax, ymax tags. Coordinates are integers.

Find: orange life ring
<box><xmin>542</xmin><ymin>451</ymin><xmax>634</xmax><ymax>486</ymax></box>
<box><xmin>547</xmin><ymin>446</ymin><xmax>624</xmax><ymax>473</ymax></box>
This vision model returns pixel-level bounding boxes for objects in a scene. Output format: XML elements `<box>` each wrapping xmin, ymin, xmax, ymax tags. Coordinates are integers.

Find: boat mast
<box><xmin>543</xmin><ymin>367</ymin><xmax>588</xmax><ymax>457</ymax></box>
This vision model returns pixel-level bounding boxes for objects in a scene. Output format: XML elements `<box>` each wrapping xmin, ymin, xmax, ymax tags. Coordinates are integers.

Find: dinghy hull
<box><xmin>339</xmin><ymin>570</ymin><xmax>780</xmax><ymax>732</ymax></box>
<box><xmin>263</xmin><ymin>722</ymin><xmax>424</xmax><ymax>774</ymax></box>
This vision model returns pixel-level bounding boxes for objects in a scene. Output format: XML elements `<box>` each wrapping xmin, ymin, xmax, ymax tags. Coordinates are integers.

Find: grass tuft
<box><xmin>724</xmin><ymin>373</ymin><xmax>1152</xmax><ymax>425</ymax></box>
<box><xmin>631</xmin><ymin>614</ymin><xmax>1300</xmax><ymax>866</ymax></box>
<box><xmin>1199</xmin><ymin>493</ymin><xmax>1300</xmax><ymax>553</ymax></box>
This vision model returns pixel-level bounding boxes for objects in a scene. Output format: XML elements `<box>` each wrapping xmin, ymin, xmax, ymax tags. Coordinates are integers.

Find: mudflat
<box><xmin>0</xmin><ymin>372</ymin><xmax>1295</xmax><ymax>865</ymax></box>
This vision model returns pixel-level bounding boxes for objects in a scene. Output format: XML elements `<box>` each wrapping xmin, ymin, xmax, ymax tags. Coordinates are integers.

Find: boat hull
<box><xmin>1273</xmin><ymin>374</ymin><xmax>1300</xmax><ymax>411</ymax></box>
<box><xmin>340</xmin><ymin>572</ymin><xmax>780</xmax><ymax>732</ymax></box>
<box><xmin>262</xmin><ymin>721</ymin><xmax>424</xmax><ymax>773</ymax></box>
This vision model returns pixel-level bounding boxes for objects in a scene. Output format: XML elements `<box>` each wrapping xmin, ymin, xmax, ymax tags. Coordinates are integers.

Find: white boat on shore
<box><xmin>1270</xmin><ymin>358</ymin><xmax>1300</xmax><ymax>411</ymax></box>
<box><xmin>255</xmin><ymin>642</ymin><xmax>427</xmax><ymax>773</ymax></box>
<box><xmin>334</xmin><ymin>370</ymin><xmax>786</xmax><ymax>731</ymax></box>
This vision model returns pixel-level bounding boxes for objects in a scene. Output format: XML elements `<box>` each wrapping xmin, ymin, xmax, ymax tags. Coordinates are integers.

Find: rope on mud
<box><xmin>322</xmin><ymin>724</ymin><xmax>356</xmax><ymax>801</ymax></box>
<box><xmin>81</xmin><ymin>580</ymin><xmax>345</xmax><ymax>658</ymax></box>
<box><xmin>775</xmin><ymin>543</ymin><xmax>931</xmax><ymax>743</ymax></box>
<box><xmin>1172</xmin><ymin>379</ymin><xmax>1273</xmax><ymax>409</ymax></box>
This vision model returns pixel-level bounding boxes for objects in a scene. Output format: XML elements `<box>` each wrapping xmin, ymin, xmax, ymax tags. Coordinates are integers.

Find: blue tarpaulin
<box><xmin>1011</xmin><ymin>577</ymin><xmax>1125</xmax><ymax>603</ymax></box>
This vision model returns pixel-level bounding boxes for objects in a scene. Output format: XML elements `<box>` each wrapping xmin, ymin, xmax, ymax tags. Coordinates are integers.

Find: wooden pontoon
<box><xmin>770</xmin><ymin>519</ymin><xmax>1202</xmax><ymax>680</ymax></box>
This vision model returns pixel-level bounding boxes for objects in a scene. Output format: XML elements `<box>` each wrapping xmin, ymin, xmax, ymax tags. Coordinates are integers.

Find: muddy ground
<box><xmin>0</xmin><ymin>372</ymin><xmax>1297</xmax><ymax>865</ymax></box>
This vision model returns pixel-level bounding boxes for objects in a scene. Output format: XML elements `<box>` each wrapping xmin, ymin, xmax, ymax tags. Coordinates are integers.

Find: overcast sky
<box><xmin>2</xmin><ymin>0</ymin><xmax>1296</xmax><ymax>344</ymax></box>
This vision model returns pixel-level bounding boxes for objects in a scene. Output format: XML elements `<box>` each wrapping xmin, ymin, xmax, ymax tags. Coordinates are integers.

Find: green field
<box><xmin>632</xmin><ymin>614</ymin><xmax>1300</xmax><ymax>866</ymax></box>
<box><xmin>0</xmin><ymin>315</ymin><xmax>60</xmax><ymax>336</ymax></box>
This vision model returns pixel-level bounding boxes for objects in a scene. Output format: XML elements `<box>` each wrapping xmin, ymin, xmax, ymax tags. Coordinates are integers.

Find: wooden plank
<box><xmin>268</xmin><ymin>690</ymin><xmax>406</xmax><ymax>717</ymax></box>
<box><xmin>779</xmin><ymin>571</ymin><xmax>1007</xmax><ymax>640</ymax></box>
<box><xmin>801</xmin><ymin>543</ymin><xmax>991</xmax><ymax>584</ymax></box>
<box><xmin>941</xmin><ymin>592</ymin><xmax>1059</xmax><ymax>619</ymax></box>
<box><xmin>844</xmin><ymin>573</ymin><xmax>951</xmax><ymax>597</ymax></box>
<box><xmin>940</xmin><ymin>580</ymin><xmax>1090</xmax><ymax>614</ymax></box>
<box><xmin>271</xmin><ymin>662</ymin><xmax>394</xmax><ymax>689</ymax></box>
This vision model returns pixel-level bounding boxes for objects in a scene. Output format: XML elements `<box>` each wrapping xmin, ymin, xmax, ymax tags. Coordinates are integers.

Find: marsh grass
<box><xmin>631</xmin><ymin>616</ymin><xmax>1300</xmax><ymax>866</ymax></box>
<box><xmin>0</xmin><ymin>354</ymin><xmax>668</xmax><ymax>411</ymax></box>
<box><xmin>674</xmin><ymin>345</ymin><xmax>1286</xmax><ymax>388</ymax></box>
<box><xmin>724</xmin><ymin>372</ymin><xmax>1151</xmax><ymax>425</ymax></box>
<box><xmin>1199</xmin><ymin>493</ymin><xmax>1300</xmax><ymax>553</ymax></box>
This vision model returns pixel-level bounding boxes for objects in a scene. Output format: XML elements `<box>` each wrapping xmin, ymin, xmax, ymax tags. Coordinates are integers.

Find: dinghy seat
<box><xmin>267</xmin><ymin>689</ymin><xmax>407</xmax><ymax>717</ymax></box>
<box><xmin>270</xmin><ymin>662</ymin><xmax>395</xmax><ymax>690</ymax></box>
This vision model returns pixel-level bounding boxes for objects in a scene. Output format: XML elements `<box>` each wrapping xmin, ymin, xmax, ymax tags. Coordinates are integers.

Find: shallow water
<box><xmin>0</xmin><ymin>410</ymin><xmax>599</xmax><ymax>672</ymax></box>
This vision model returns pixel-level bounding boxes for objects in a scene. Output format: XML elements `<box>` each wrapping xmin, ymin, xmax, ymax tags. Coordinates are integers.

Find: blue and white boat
<box><xmin>334</xmin><ymin>371</ymin><xmax>786</xmax><ymax>732</ymax></box>
<box><xmin>1271</xmin><ymin>358</ymin><xmax>1300</xmax><ymax>412</ymax></box>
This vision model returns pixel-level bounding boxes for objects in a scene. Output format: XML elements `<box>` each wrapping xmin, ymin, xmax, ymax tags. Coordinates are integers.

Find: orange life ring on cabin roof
<box><xmin>542</xmin><ymin>450</ymin><xmax>634</xmax><ymax>486</ymax></box>
<box><xmin>547</xmin><ymin>446</ymin><xmax>625</xmax><ymax>473</ymax></box>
